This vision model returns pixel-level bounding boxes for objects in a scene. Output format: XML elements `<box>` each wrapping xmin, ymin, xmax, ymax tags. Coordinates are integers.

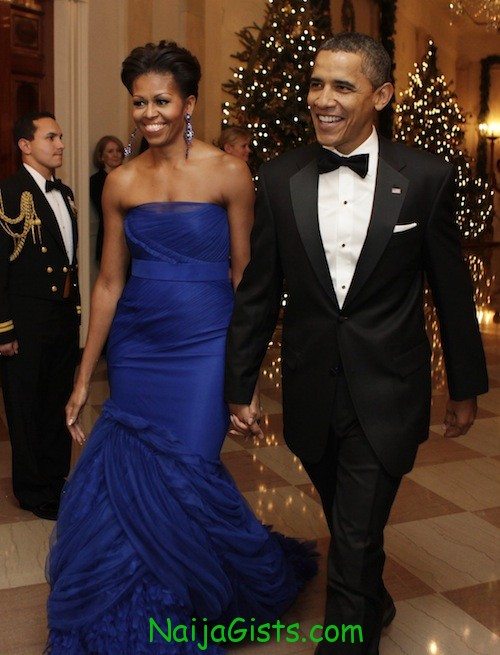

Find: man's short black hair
<box><xmin>317</xmin><ymin>33</ymin><xmax>392</xmax><ymax>88</ymax></box>
<box><xmin>13</xmin><ymin>111</ymin><xmax>56</xmax><ymax>145</ymax></box>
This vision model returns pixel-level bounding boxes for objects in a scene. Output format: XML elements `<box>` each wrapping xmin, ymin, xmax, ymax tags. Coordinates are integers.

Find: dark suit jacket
<box><xmin>0</xmin><ymin>166</ymin><xmax>80</xmax><ymax>344</ymax></box>
<box><xmin>225</xmin><ymin>136</ymin><xmax>488</xmax><ymax>477</ymax></box>
<box><xmin>90</xmin><ymin>168</ymin><xmax>106</xmax><ymax>261</ymax></box>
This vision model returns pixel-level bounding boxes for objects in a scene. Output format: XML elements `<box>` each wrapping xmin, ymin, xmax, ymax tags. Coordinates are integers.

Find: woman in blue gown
<box><xmin>46</xmin><ymin>41</ymin><xmax>317</xmax><ymax>654</ymax></box>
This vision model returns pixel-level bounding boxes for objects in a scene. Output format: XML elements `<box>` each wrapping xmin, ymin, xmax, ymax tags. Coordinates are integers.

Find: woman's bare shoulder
<box><xmin>103</xmin><ymin>154</ymin><xmax>152</xmax><ymax>205</ymax></box>
<box><xmin>104</xmin><ymin>160</ymin><xmax>127</xmax><ymax>188</ymax></box>
<box><xmin>196</xmin><ymin>142</ymin><xmax>249</xmax><ymax>178</ymax></box>
<box><xmin>107</xmin><ymin>154</ymin><xmax>147</xmax><ymax>185</ymax></box>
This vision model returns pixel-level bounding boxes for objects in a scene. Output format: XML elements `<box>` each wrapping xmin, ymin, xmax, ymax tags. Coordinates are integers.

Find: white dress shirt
<box><xmin>318</xmin><ymin>126</ymin><xmax>379</xmax><ymax>308</ymax></box>
<box><xmin>24</xmin><ymin>163</ymin><xmax>74</xmax><ymax>263</ymax></box>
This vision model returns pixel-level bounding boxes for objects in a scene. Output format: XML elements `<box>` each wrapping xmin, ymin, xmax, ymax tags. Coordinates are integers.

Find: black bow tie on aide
<box><xmin>317</xmin><ymin>150</ymin><xmax>369</xmax><ymax>178</ymax></box>
<box><xmin>45</xmin><ymin>178</ymin><xmax>65</xmax><ymax>193</ymax></box>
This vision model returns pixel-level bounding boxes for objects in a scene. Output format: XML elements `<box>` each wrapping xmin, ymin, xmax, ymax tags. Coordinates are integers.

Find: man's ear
<box><xmin>18</xmin><ymin>138</ymin><xmax>32</xmax><ymax>156</ymax></box>
<box><xmin>374</xmin><ymin>82</ymin><xmax>394</xmax><ymax>112</ymax></box>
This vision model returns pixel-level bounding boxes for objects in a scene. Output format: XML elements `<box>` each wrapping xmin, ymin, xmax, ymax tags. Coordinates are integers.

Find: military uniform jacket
<box><xmin>0</xmin><ymin>166</ymin><xmax>80</xmax><ymax>344</ymax></box>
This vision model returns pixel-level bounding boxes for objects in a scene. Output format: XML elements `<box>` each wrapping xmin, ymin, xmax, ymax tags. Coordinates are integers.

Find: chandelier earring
<box><xmin>184</xmin><ymin>113</ymin><xmax>194</xmax><ymax>159</ymax></box>
<box><xmin>124</xmin><ymin>128</ymin><xmax>138</xmax><ymax>158</ymax></box>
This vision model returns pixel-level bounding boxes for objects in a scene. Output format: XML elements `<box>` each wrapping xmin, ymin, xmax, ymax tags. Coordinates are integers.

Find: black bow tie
<box><xmin>317</xmin><ymin>150</ymin><xmax>369</xmax><ymax>178</ymax></box>
<box><xmin>45</xmin><ymin>178</ymin><xmax>65</xmax><ymax>193</ymax></box>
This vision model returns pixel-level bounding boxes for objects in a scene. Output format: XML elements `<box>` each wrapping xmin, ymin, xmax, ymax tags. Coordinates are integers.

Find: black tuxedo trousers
<box><xmin>1</xmin><ymin>297</ymin><xmax>79</xmax><ymax>506</ymax></box>
<box><xmin>302</xmin><ymin>374</ymin><xmax>400</xmax><ymax>654</ymax></box>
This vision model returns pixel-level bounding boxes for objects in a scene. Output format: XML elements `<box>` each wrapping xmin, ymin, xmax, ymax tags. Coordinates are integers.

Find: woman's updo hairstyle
<box><xmin>121</xmin><ymin>40</ymin><xmax>201</xmax><ymax>99</ymax></box>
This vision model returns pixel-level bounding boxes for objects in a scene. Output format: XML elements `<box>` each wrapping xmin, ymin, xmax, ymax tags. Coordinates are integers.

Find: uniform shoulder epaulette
<box><xmin>0</xmin><ymin>190</ymin><xmax>42</xmax><ymax>261</ymax></box>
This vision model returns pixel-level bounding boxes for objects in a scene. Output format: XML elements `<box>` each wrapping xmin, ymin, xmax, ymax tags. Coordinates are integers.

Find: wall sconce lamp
<box><xmin>479</xmin><ymin>121</ymin><xmax>500</xmax><ymax>192</ymax></box>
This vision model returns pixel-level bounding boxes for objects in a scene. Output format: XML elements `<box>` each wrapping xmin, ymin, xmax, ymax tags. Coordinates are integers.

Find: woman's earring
<box><xmin>124</xmin><ymin>128</ymin><xmax>138</xmax><ymax>157</ymax></box>
<box><xmin>184</xmin><ymin>113</ymin><xmax>194</xmax><ymax>159</ymax></box>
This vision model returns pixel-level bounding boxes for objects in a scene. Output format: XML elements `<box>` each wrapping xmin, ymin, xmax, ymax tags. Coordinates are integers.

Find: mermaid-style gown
<box><xmin>46</xmin><ymin>203</ymin><xmax>317</xmax><ymax>654</ymax></box>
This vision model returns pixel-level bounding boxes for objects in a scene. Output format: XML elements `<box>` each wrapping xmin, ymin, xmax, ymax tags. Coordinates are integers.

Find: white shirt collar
<box><xmin>23</xmin><ymin>163</ymin><xmax>57</xmax><ymax>196</ymax></box>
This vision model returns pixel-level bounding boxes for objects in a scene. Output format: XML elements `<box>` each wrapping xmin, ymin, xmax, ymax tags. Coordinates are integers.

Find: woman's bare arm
<box><xmin>66</xmin><ymin>168</ymin><xmax>131</xmax><ymax>441</ymax></box>
<box><xmin>221</xmin><ymin>157</ymin><xmax>255</xmax><ymax>290</ymax></box>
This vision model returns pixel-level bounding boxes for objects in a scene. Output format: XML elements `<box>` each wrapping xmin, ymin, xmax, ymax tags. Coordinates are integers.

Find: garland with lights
<box><xmin>477</xmin><ymin>55</ymin><xmax>500</xmax><ymax>178</ymax></box>
<box><xmin>222</xmin><ymin>0</ymin><xmax>331</xmax><ymax>169</ymax></box>
<box><xmin>395</xmin><ymin>41</ymin><xmax>493</xmax><ymax>240</ymax></box>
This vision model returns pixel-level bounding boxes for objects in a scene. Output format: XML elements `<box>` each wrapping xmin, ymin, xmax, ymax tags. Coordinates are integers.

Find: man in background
<box><xmin>0</xmin><ymin>111</ymin><xmax>80</xmax><ymax>521</ymax></box>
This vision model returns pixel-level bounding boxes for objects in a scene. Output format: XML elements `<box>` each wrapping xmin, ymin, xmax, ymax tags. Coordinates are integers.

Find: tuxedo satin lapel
<box><xmin>19</xmin><ymin>168</ymin><xmax>68</xmax><ymax>256</ymax></box>
<box><xmin>343</xmin><ymin>156</ymin><xmax>408</xmax><ymax>309</ymax></box>
<box><xmin>290</xmin><ymin>160</ymin><xmax>338</xmax><ymax>307</ymax></box>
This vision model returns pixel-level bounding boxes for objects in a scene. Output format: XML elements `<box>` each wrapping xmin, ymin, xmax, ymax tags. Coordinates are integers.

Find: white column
<box><xmin>54</xmin><ymin>0</ymin><xmax>90</xmax><ymax>345</ymax></box>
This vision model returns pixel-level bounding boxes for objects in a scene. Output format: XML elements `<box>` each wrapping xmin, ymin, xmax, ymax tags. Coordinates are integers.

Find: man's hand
<box><xmin>443</xmin><ymin>397</ymin><xmax>477</xmax><ymax>438</ymax></box>
<box><xmin>0</xmin><ymin>340</ymin><xmax>19</xmax><ymax>357</ymax></box>
<box><xmin>228</xmin><ymin>391</ymin><xmax>264</xmax><ymax>440</ymax></box>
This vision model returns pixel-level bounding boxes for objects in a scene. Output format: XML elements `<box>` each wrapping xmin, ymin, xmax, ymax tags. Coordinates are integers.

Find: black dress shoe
<box><xmin>20</xmin><ymin>500</ymin><xmax>59</xmax><ymax>521</ymax></box>
<box><xmin>314</xmin><ymin>594</ymin><xmax>396</xmax><ymax>655</ymax></box>
<box><xmin>382</xmin><ymin>592</ymin><xmax>396</xmax><ymax>628</ymax></box>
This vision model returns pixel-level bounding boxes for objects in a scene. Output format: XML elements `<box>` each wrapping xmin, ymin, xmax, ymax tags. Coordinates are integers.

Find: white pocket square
<box><xmin>393</xmin><ymin>222</ymin><xmax>418</xmax><ymax>233</ymax></box>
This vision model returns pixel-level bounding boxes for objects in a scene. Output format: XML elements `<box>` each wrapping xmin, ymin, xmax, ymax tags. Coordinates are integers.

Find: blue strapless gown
<box><xmin>46</xmin><ymin>203</ymin><xmax>317</xmax><ymax>654</ymax></box>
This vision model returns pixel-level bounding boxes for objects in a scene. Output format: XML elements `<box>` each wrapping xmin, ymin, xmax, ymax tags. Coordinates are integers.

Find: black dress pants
<box><xmin>0</xmin><ymin>297</ymin><xmax>79</xmax><ymax>507</ymax></box>
<box><xmin>302</xmin><ymin>373</ymin><xmax>401</xmax><ymax>655</ymax></box>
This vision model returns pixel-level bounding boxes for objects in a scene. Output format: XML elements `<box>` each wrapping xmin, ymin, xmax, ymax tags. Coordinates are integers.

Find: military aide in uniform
<box><xmin>0</xmin><ymin>111</ymin><xmax>80</xmax><ymax>521</ymax></box>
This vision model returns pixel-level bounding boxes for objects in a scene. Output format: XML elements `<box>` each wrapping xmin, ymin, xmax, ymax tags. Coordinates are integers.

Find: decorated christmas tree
<box><xmin>394</xmin><ymin>41</ymin><xmax>493</xmax><ymax>240</ymax></box>
<box><xmin>222</xmin><ymin>0</ymin><xmax>331</xmax><ymax>169</ymax></box>
<box><xmin>424</xmin><ymin>250</ymin><xmax>493</xmax><ymax>391</ymax></box>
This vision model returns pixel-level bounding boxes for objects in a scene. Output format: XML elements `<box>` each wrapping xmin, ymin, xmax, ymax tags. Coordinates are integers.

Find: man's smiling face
<box><xmin>307</xmin><ymin>49</ymin><xmax>392</xmax><ymax>155</ymax></box>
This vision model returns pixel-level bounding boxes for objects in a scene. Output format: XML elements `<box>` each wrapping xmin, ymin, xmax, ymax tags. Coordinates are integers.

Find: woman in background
<box><xmin>46</xmin><ymin>41</ymin><xmax>316</xmax><ymax>654</ymax></box>
<box><xmin>218</xmin><ymin>125</ymin><xmax>252</xmax><ymax>163</ymax></box>
<box><xmin>90</xmin><ymin>135</ymin><xmax>124</xmax><ymax>261</ymax></box>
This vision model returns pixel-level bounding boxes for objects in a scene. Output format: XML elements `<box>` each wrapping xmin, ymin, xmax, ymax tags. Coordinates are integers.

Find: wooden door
<box><xmin>0</xmin><ymin>0</ymin><xmax>54</xmax><ymax>179</ymax></box>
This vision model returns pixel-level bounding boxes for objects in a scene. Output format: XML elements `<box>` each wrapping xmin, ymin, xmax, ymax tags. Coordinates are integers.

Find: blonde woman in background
<box><xmin>218</xmin><ymin>125</ymin><xmax>252</xmax><ymax>163</ymax></box>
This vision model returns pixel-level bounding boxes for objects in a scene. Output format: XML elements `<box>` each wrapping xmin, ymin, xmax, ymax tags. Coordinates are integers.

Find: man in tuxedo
<box><xmin>225</xmin><ymin>33</ymin><xmax>488</xmax><ymax>654</ymax></box>
<box><xmin>0</xmin><ymin>111</ymin><xmax>80</xmax><ymax>521</ymax></box>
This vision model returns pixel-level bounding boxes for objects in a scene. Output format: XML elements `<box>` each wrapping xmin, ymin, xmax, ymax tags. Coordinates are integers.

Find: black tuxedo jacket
<box><xmin>0</xmin><ymin>166</ymin><xmax>80</xmax><ymax>344</ymax></box>
<box><xmin>90</xmin><ymin>168</ymin><xmax>106</xmax><ymax>261</ymax></box>
<box><xmin>225</xmin><ymin>136</ymin><xmax>488</xmax><ymax>477</ymax></box>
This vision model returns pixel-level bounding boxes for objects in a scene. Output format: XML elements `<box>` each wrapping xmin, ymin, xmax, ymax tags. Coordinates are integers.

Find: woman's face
<box><xmin>101</xmin><ymin>140</ymin><xmax>124</xmax><ymax>171</ymax></box>
<box><xmin>224</xmin><ymin>137</ymin><xmax>251</xmax><ymax>162</ymax></box>
<box><xmin>131</xmin><ymin>72</ymin><xmax>195</xmax><ymax>150</ymax></box>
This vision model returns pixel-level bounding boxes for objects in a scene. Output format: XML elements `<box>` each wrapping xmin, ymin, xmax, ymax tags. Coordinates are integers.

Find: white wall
<box><xmin>88</xmin><ymin>0</ymin><xmax>129</xmax><ymax>284</ymax></box>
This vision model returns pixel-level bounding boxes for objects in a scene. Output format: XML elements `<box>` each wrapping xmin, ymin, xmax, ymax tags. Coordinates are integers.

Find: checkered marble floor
<box><xmin>1</xmin><ymin>252</ymin><xmax>499</xmax><ymax>654</ymax></box>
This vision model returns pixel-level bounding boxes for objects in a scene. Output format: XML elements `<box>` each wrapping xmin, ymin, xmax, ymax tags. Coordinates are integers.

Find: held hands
<box><xmin>228</xmin><ymin>390</ymin><xmax>264</xmax><ymax>441</ymax></box>
<box><xmin>0</xmin><ymin>340</ymin><xmax>19</xmax><ymax>356</ymax></box>
<box><xmin>443</xmin><ymin>397</ymin><xmax>477</xmax><ymax>438</ymax></box>
<box><xmin>66</xmin><ymin>383</ymin><xmax>90</xmax><ymax>446</ymax></box>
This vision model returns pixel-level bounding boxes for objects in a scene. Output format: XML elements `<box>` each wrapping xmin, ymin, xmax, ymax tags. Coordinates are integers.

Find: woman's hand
<box><xmin>228</xmin><ymin>387</ymin><xmax>263</xmax><ymax>441</ymax></box>
<box><xmin>66</xmin><ymin>382</ymin><xmax>89</xmax><ymax>446</ymax></box>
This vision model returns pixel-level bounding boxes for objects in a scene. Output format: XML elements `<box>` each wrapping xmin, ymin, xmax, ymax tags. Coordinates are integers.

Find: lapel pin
<box><xmin>391</xmin><ymin>187</ymin><xmax>402</xmax><ymax>194</ymax></box>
